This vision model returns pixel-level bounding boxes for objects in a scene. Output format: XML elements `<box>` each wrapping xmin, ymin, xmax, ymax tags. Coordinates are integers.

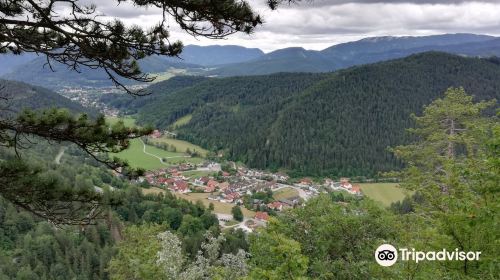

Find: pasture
<box><xmin>359</xmin><ymin>183</ymin><xmax>411</xmax><ymax>207</ymax></box>
<box><xmin>149</xmin><ymin>136</ymin><xmax>208</xmax><ymax>157</ymax></box>
<box><xmin>273</xmin><ymin>187</ymin><xmax>300</xmax><ymax>200</ymax></box>
<box><xmin>112</xmin><ymin>138</ymin><xmax>204</xmax><ymax>170</ymax></box>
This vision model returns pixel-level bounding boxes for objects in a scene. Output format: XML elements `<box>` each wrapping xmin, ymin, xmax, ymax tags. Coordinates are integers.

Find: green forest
<box><xmin>111</xmin><ymin>52</ymin><xmax>500</xmax><ymax>177</ymax></box>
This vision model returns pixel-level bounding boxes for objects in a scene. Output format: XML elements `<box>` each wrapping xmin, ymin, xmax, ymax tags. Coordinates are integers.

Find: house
<box><xmin>222</xmin><ymin>171</ymin><xmax>230</xmax><ymax>177</ymax></box>
<box><xmin>195</xmin><ymin>177</ymin><xmax>210</xmax><ymax>185</ymax></box>
<box><xmin>254</xmin><ymin>212</ymin><xmax>269</xmax><ymax>221</ymax></box>
<box><xmin>272</xmin><ymin>173</ymin><xmax>289</xmax><ymax>182</ymax></box>
<box><xmin>171</xmin><ymin>180</ymin><xmax>190</xmax><ymax>193</ymax></box>
<box><xmin>222</xmin><ymin>192</ymin><xmax>240</xmax><ymax>203</ymax></box>
<box><xmin>200</xmin><ymin>177</ymin><xmax>210</xmax><ymax>184</ymax></box>
<box><xmin>340</xmin><ymin>178</ymin><xmax>352</xmax><ymax>190</ymax></box>
<box><xmin>204</xmin><ymin>185</ymin><xmax>216</xmax><ymax>193</ymax></box>
<box><xmin>298</xmin><ymin>178</ymin><xmax>312</xmax><ymax>186</ymax></box>
<box><xmin>205</xmin><ymin>179</ymin><xmax>218</xmax><ymax>193</ymax></box>
<box><xmin>324</xmin><ymin>178</ymin><xmax>334</xmax><ymax>186</ymax></box>
<box><xmin>207</xmin><ymin>180</ymin><xmax>219</xmax><ymax>189</ymax></box>
<box><xmin>349</xmin><ymin>185</ymin><xmax>362</xmax><ymax>196</ymax></box>
<box><xmin>157</xmin><ymin>177</ymin><xmax>174</xmax><ymax>186</ymax></box>
<box><xmin>267</xmin><ymin>201</ymin><xmax>284</xmax><ymax>211</ymax></box>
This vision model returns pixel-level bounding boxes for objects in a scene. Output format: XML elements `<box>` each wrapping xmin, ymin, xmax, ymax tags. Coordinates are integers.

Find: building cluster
<box><xmin>137</xmin><ymin>161</ymin><xmax>363</xmax><ymax>229</ymax></box>
<box><xmin>324</xmin><ymin>177</ymin><xmax>363</xmax><ymax>196</ymax></box>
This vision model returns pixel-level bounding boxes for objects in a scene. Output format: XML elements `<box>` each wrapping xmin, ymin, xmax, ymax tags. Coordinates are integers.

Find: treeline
<box><xmin>117</xmin><ymin>52</ymin><xmax>500</xmax><ymax>177</ymax></box>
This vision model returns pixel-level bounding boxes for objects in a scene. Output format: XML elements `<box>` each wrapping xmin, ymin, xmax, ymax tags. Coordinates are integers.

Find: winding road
<box><xmin>139</xmin><ymin>138</ymin><xmax>191</xmax><ymax>166</ymax></box>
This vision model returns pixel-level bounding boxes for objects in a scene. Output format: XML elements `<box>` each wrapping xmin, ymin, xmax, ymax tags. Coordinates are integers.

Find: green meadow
<box><xmin>359</xmin><ymin>183</ymin><xmax>411</xmax><ymax>207</ymax></box>
<box><xmin>112</xmin><ymin>138</ymin><xmax>204</xmax><ymax>170</ymax></box>
<box><xmin>149</xmin><ymin>136</ymin><xmax>208</xmax><ymax>157</ymax></box>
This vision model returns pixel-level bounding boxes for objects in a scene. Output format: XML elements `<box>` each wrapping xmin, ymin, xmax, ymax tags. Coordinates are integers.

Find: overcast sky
<box><xmin>92</xmin><ymin>0</ymin><xmax>500</xmax><ymax>52</ymax></box>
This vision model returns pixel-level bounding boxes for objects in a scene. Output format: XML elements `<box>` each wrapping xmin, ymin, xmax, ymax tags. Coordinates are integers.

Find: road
<box><xmin>139</xmin><ymin>138</ymin><xmax>191</xmax><ymax>166</ymax></box>
<box><xmin>216</xmin><ymin>214</ymin><xmax>253</xmax><ymax>232</ymax></box>
<box><xmin>54</xmin><ymin>147</ymin><xmax>66</xmax><ymax>164</ymax></box>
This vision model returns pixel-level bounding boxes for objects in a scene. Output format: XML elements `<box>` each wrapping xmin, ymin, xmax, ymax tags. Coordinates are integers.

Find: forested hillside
<box><xmin>129</xmin><ymin>52</ymin><xmax>500</xmax><ymax>177</ymax></box>
<box><xmin>0</xmin><ymin>79</ymin><xmax>96</xmax><ymax>116</ymax></box>
<box><xmin>99</xmin><ymin>76</ymin><xmax>209</xmax><ymax>115</ymax></box>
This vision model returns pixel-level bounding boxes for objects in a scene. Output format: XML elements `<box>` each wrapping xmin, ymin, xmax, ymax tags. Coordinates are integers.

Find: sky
<box><xmin>90</xmin><ymin>0</ymin><xmax>500</xmax><ymax>52</ymax></box>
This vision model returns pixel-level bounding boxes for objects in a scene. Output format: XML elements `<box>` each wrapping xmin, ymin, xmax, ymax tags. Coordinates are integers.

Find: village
<box><xmin>136</xmin><ymin>160</ymin><xmax>364</xmax><ymax>232</ymax></box>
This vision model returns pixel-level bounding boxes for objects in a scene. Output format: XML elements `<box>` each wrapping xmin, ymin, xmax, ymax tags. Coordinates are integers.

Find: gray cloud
<box><xmin>285</xmin><ymin>0</ymin><xmax>499</xmax><ymax>5</ymax></box>
<box><xmin>76</xmin><ymin>0</ymin><xmax>500</xmax><ymax>52</ymax></box>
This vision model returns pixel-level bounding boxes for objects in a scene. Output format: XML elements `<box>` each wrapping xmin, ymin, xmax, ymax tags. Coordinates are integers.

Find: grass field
<box><xmin>112</xmin><ymin>138</ymin><xmax>204</xmax><ymax>170</ymax></box>
<box><xmin>151</xmin><ymin>69</ymin><xmax>188</xmax><ymax>83</ymax></box>
<box><xmin>359</xmin><ymin>183</ymin><xmax>411</xmax><ymax>207</ymax></box>
<box><xmin>273</xmin><ymin>187</ymin><xmax>300</xmax><ymax>200</ymax></box>
<box><xmin>171</xmin><ymin>114</ymin><xmax>192</xmax><ymax>128</ymax></box>
<box><xmin>106</xmin><ymin>116</ymin><xmax>137</xmax><ymax>127</ymax></box>
<box><xmin>150</xmin><ymin>136</ymin><xmax>208</xmax><ymax>157</ymax></box>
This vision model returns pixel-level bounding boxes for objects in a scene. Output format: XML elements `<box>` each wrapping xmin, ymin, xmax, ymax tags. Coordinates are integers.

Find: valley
<box><xmin>103</xmin><ymin>115</ymin><xmax>408</xmax><ymax>223</ymax></box>
<box><xmin>1</xmin><ymin>24</ymin><xmax>498</xmax><ymax>279</ymax></box>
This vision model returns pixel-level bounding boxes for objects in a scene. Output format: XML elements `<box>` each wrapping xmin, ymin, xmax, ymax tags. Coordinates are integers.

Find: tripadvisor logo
<box><xmin>375</xmin><ymin>244</ymin><xmax>481</xmax><ymax>267</ymax></box>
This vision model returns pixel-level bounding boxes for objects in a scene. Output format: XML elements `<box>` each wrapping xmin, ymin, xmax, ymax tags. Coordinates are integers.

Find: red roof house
<box><xmin>254</xmin><ymin>212</ymin><xmax>269</xmax><ymax>221</ymax></box>
<box><xmin>267</xmin><ymin>201</ymin><xmax>284</xmax><ymax>211</ymax></box>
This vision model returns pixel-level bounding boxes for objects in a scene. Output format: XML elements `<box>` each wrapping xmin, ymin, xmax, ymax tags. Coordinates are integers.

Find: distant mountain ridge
<box><xmin>2</xmin><ymin>33</ymin><xmax>499</xmax><ymax>87</ymax></box>
<box><xmin>209</xmin><ymin>33</ymin><xmax>499</xmax><ymax>76</ymax></box>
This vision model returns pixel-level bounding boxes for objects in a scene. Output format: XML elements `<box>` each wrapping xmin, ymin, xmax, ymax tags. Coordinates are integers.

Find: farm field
<box><xmin>273</xmin><ymin>187</ymin><xmax>300</xmax><ymax>200</ymax></box>
<box><xmin>359</xmin><ymin>183</ymin><xmax>410</xmax><ymax>207</ymax></box>
<box><xmin>112</xmin><ymin>138</ymin><xmax>204</xmax><ymax>170</ymax></box>
<box><xmin>151</xmin><ymin>69</ymin><xmax>188</xmax><ymax>83</ymax></box>
<box><xmin>150</xmin><ymin>136</ymin><xmax>208</xmax><ymax>157</ymax></box>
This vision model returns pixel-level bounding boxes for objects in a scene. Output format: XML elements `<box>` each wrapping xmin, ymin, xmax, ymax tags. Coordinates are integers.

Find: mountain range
<box><xmin>2</xmin><ymin>33</ymin><xmax>499</xmax><ymax>89</ymax></box>
<box><xmin>112</xmin><ymin>52</ymin><xmax>500</xmax><ymax>177</ymax></box>
<box><xmin>208</xmin><ymin>33</ymin><xmax>500</xmax><ymax>76</ymax></box>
